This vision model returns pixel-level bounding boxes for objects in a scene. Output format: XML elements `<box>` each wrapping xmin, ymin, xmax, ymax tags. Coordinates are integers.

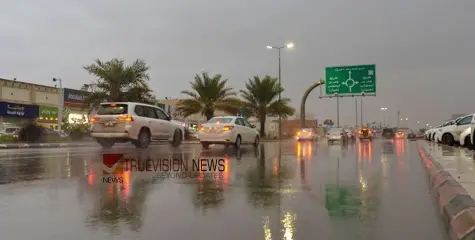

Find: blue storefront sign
<box><xmin>64</xmin><ymin>88</ymin><xmax>89</xmax><ymax>104</ymax></box>
<box><xmin>0</xmin><ymin>102</ymin><xmax>39</xmax><ymax>118</ymax></box>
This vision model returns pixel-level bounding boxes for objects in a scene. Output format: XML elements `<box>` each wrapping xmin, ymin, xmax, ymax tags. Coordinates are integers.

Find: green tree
<box><xmin>240</xmin><ymin>75</ymin><xmax>295</xmax><ymax>136</ymax></box>
<box><xmin>175</xmin><ymin>72</ymin><xmax>242</xmax><ymax>120</ymax></box>
<box><xmin>82</xmin><ymin>58</ymin><xmax>156</xmax><ymax>108</ymax></box>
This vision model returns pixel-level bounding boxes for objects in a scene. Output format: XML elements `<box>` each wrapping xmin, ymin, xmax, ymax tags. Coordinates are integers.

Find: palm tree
<box><xmin>175</xmin><ymin>72</ymin><xmax>242</xmax><ymax>120</ymax></box>
<box><xmin>82</xmin><ymin>58</ymin><xmax>156</xmax><ymax>109</ymax></box>
<box><xmin>240</xmin><ymin>75</ymin><xmax>295</xmax><ymax>136</ymax></box>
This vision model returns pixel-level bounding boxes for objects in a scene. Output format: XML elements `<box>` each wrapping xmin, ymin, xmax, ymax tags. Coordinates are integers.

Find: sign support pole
<box><xmin>355</xmin><ymin>98</ymin><xmax>358</xmax><ymax>128</ymax></box>
<box><xmin>336</xmin><ymin>94</ymin><xmax>340</xmax><ymax>127</ymax></box>
<box><xmin>360</xmin><ymin>96</ymin><xmax>363</xmax><ymax>127</ymax></box>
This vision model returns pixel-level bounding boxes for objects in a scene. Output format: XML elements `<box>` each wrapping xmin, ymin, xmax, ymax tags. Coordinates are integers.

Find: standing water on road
<box><xmin>0</xmin><ymin>140</ymin><xmax>447</xmax><ymax>239</ymax></box>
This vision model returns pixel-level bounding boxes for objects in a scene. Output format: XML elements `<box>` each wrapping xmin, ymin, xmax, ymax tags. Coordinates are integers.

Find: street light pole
<box><xmin>267</xmin><ymin>42</ymin><xmax>294</xmax><ymax>139</ymax></box>
<box><xmin>380</xmin><ymin>108</ymin><xmax>387</xmax><ymax>127</ymax></box>
<box><xmin>53</xmin><ymin>78</ymin><xmax>64</xmax><ymax>131</ymax></box>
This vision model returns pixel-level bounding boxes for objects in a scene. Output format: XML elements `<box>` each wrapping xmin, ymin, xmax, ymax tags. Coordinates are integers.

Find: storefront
<box><xmin>64</xmin><ymin>88</ymin><xmax>90</xmax><ymax>123</ymax></box>
<box><xmin>38</xmin><ymin>105</ymin><xmax>58</xmax><ymax>128</ymax></box>
<box><xmin>0</xmin><ymin>102</ymin><xmax>39</xmax><ymax>127</ymax></box>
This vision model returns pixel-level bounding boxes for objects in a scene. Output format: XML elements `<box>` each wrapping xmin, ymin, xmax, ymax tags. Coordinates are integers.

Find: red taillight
<box><xmin>222</xmin><ymin>126</ymin><xmax>233</xmax><ymax>131</ymax></box>
<box><xmin>117</xmin><ymin>115</ymin><xmax>134</xmax><ymax>122</ymax></box>
<box><xmin>199</xmin><ymin>126</ymin><xmax>204</xmax><ymax>131</ymax></box>
<box><xmin>91</xmin><ymin>117</ymin><xmax>101</xmax><ymax>122</ymax></box>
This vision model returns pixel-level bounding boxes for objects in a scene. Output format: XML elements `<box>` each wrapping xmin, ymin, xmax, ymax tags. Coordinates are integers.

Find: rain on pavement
<box><xmin>0</xmin><ymin>139</ymin><xmax>449</xmax><ymax>240</ymax></box>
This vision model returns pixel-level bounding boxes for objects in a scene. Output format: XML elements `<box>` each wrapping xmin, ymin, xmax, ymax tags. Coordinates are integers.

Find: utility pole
<box><xmin>397</xmin><ymin>110</ymin><xmax>400</xmax><ymax>128</ymax></box>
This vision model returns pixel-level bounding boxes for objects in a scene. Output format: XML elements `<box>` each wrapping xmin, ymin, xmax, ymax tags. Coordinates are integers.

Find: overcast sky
<box><xmin>0</xmin><ymin>0</ymin><xmax>474</xmax><ymax>128</ymax></box>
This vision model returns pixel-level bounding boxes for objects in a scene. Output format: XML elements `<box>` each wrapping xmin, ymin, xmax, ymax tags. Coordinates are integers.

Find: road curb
<box><xmin>417</xmin><ymin>142</ymin><xmax>475</xmax><ymax>240</ymax></box>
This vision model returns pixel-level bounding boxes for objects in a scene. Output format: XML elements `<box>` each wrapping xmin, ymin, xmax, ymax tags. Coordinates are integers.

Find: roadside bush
<box><xmin>18</xmin><ymin>123</ymin><xmax>44</xmax><ymax>143</ymax></box>
<box><xmin>66</xmin><ymin>118</ymin><xmax>90</xmax><ymax>140</ymax></box>
<box><xmin>0</xmin><ymin>135</ymin><xmax>17</xmax><ymax>143</ymax></box>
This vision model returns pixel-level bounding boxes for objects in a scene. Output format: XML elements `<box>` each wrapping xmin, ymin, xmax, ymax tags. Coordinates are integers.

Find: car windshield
<box><xmin>383</xmin><ymin>129</ymin><xmax>394</xmax><ymax>133</ymax></box>
<box><xmin>5</xmin><ymin>128</ymin><xmax>18</xmax><ymax>133</ymax></box>
<box><xmin>97</xmin><ymin>104</ymin><xmax>128</xmax><ymax>115</ymax></box>
<box><xmin>329</xmin><ymin>128</ymin><xmax>342</xmax><ymax>133</ymax></box>
<box><xmin>207</xmin><ymin>117</ymin><xmax>233</xmax><ymax>124</ymax></box>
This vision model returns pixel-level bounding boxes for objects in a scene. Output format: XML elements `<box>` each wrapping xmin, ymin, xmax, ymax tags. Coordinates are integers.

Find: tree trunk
<box><xmin>259</xmin><ymin>115</ymin><xmax>266</xmax><ymax>137</ymax></box>
<box><xmin>205</xmin><ymin>111</ymin><xmax>214</xmax><ymax>121</ymax></box>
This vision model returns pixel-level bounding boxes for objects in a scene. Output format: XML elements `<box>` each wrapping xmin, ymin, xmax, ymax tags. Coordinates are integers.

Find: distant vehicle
<box><xmin>358</xmin><ymin>128</ymin><xmax>373</xmax><ymax>140</ymax></box>
<box><xmin>407</xmin><ymin>130</ymin><xmax>417</xmax><ymax>140</ymax></box>
<box><xmin>197</xmin><ymin>116</ymin><xmax>259</xmax><ymax>149</ymax></box>
<box><xmin>2</xmin><ymin>127</ymin><xmax>21</xmax><ymax>136</ymax></box>
<box><xmin>382</xmin><ymin>128</ymin><xmax>395</xmax><ymax>139</ymax></box>
<box><xmin>295</xmin><ymin>128</ymin><xmax>316</xmax><ymax>141</ymax></box>
<box><xmin>90</xmin><ymin>102</ymin><xmax>183</xmax><ymax>149</ymax></box>
<box><xmin>395</xmin><ymin>130</ymin><xmax>406</xmax><ymax>139</ymax></box>
<box><xmin>327</xmin><ymin>127</ymin><xmax>348</xmax><ymax>144</ymax></box>
<box><xmin>345</xmin><ymin>130</ymin><xmax>356</xmax><ymax>140</ymax></box>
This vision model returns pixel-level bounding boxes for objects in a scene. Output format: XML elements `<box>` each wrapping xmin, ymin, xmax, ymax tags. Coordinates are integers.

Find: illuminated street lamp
<box><xmin>266</xmin><ymin>42</ymin><xmax>295</xmax><ymax>139</ymax></box>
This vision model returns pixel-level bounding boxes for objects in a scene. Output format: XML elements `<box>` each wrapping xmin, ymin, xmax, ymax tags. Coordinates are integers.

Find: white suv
<box><xmin>90</xmin><ymin>102</ymin><xmax>183</xmax><ymax>148</ymax></box>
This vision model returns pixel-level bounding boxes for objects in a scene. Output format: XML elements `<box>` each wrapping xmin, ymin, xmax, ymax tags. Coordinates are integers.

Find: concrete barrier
<box><xmin>418</xmin><ymin>143</ymin><xmax>475</xmax><ymax>240</ymax></box>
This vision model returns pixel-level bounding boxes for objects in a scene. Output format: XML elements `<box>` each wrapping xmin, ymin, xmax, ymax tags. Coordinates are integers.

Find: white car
<box><xmin>295</xmin><ymin>128</ymin><xmax>317</xmax><ymax>141</ymax></box>
<box><xmin>432</xmin><ymin>121</ymin><xmax>455</xmax><ymax>142</ymax></box>
<box><xmin>90</xmin><ymin>102</ymin><xmax>183</xmax><ymax>148</ymax></box>
<box><xmin>327</xmin><ymin>127</ymin><xmax>349</xmax><ymax>144</ymax></box>
<box><xmin>435</xmin><ymin>114</ymin><xmax>474</xmax><ymax>146</ymax></box>
<box><xmin>459</xmin><ymin>127</ymin><xmax>472</xmax><ymax>148</ymax></box>
<box><xmin>197</xmin><ymin>116</ymin><xmax>260</xmax><ymax>149</ymax></box>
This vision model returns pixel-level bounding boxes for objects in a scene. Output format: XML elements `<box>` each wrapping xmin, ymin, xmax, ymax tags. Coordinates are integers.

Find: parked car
<box><xmin>358</xmin><ymin>128</ymin><xmax>373</xmax><ymax>140</ymax></box>
<box><xmin>90</xmin><ymin>102</ymin><xmax>183</xmax><ymax>148</ymax></box>
<box><xmin>295</xmin><ymin>128</ymin><xmax>316</xmax><ymax>141</ymax></box>
<box><xmin>197</xmin><ymin>116</ymin><xmax>259</xmax><ymax>149</ymax></box>
<box><xmin>460</xmin><ymin>127</ymin><xmax>472</xmax><ymax>148</ymax></box>
<box><xmin>327</xmin><ymin>127</ymin><xmax>348</xmax><ymax>144</ymax></box>
<box><xmin>382</xmin><ymin>128</ymin><xmax>395</xmax><ymax>139</ymax></box>
<box><xmin>435</xmin><ymin>114</ymin><xmax>474</xmax><ymax>146</ymax></box>
<box><xmin>431</xmin><ymin>121</ymin><xmax>456</xmax><ymax>142</ymax></box>
<box><xmin>407</xmin><ymin>130</ymin><xmax>417</xmax><ymax>140</ymax></box>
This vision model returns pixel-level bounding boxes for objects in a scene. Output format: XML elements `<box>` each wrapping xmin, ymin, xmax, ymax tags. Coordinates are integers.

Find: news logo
<box><xmin>102</xmin><ymin>153</ymin><xmax>124</xmax><ymax>174</ymax></box>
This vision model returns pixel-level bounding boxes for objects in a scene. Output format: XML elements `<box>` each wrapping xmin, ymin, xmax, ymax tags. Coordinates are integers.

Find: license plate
<box><xmin>105</xmin><ymin>121</ymin><xmax>115</xmax><ymax>126</ymax></box>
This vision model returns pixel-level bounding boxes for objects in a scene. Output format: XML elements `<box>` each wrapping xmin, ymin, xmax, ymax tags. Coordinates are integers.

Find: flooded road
<box><xmin>0</xmin><ymin>139</ymin><xmax>448</xmax><ymax>240</ymax></box>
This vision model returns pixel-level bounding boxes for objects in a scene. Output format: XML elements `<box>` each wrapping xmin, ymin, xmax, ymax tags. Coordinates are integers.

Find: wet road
<box><xmin>0</xmin><ymin>139</ymin><xmax>448</xmax><ymax>240</ymax></box>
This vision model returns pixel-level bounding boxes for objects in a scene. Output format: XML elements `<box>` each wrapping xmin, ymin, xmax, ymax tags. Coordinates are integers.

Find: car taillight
<box><xmin>222</xmin><ymin>126</ymin><xmax>233</xmax><ymax>131</ymax></box>
<box><xmin>90</xmin><ymin>117</ymin><xmax>101</xmax><ymax>122</ymax></box>
<box><xmin>117</xmin><ymin>115</ymin><xmax>134</xmax><ymax>122</ymax></box>
<box><xmin>199</xmin><ymin>126</ymin><xmax>204</xmax><ymax>131</ymax></box>
<box><xmin>297</xmin><ymin>132</ymin><xmax>301</xmax><ymax>136</ymax></box>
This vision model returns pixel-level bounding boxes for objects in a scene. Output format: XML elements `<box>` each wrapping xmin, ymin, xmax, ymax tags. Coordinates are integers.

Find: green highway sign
<box><xmin>325</xmin><ymin>64</ymin><xmax>376</xmax><ymax>95</ymax></box>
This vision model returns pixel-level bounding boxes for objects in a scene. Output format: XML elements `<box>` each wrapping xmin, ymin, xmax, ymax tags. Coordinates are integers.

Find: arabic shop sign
<box><xmin>64</xmin><ymin>88</ymin><xmax>90</xmax><ymax>104</ymax></box>
<box><xmin>39</xmin><ymin>106</ymin><xmax>58</xmax><ymax>120</ymax></box>
<box><xmin>0</xmin><ymin>102</ymin><xmax>39</xmax><ymax>118</ymax></box>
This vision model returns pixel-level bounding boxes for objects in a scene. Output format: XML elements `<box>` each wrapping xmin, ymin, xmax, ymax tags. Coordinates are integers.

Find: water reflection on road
<box><xmin>0</xmin><ymin>140</ymin><xmax>447</xmax><ymax>239</ymax></box>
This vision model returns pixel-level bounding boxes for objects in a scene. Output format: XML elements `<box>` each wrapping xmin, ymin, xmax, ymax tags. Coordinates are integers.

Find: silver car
<box><xmin>327</xmin><ymin>127</ymin><xmax>349</xmax><ymax>144</ymax></box>
<box><xmin>90</xmin><ymin>102</ymin><xmax>183</xmax><ymax>148</ymax></box>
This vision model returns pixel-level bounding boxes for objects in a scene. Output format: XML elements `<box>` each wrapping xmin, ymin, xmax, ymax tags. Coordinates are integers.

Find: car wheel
<box><xmin>253</xmin><ymin>135</ymin><xmax>260</xmax><ymax>148</ymax></box>
<box><xmin>443</xmin><ymin>133</ymin><xmax>454</xmax><ymax>146</ymax></box>
<box><xmin>465</xmin><ymin>135</ymin><xmax>472</xmax><ymax>149</ymax></box>
<box><xmin>170</xmin><ymin>129</ymin><xmax>182</xmax><ymax>147</ymax></box>
<box><xmin>201</xmin><ymin>142</ymin><xmax>210</xmax><ymax>149</ymax></box>
<box><xmin>234</xmin><ymin>135</ymin><xmax>242</xmax><ymax>149</ymax></box>
<box><xmin>96</xmin><ymin>138</ymin><xmax>115</xmax><ymax>148</ymax></box>
<box><xmin>134</xmin><ymin>128</ymin><xmax>151</xmax><ymax>149</ymax></box>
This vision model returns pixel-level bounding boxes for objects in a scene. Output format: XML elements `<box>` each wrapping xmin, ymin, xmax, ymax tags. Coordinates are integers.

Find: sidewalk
<box><xmin>417</xmin><ymin>140</ymin><xmax>475</xmax><ymax>240</ymax></box>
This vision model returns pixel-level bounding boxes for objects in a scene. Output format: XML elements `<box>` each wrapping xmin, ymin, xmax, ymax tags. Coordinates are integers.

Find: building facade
<box><xmin>0</xmin><ymin>78</ymin><xmax>92</xmax><ymax>130</ymax></box>
<box><xmin>63</xmin><ymin>88</ymin><xmax>90</xmax><ymax>123</ymax></box>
